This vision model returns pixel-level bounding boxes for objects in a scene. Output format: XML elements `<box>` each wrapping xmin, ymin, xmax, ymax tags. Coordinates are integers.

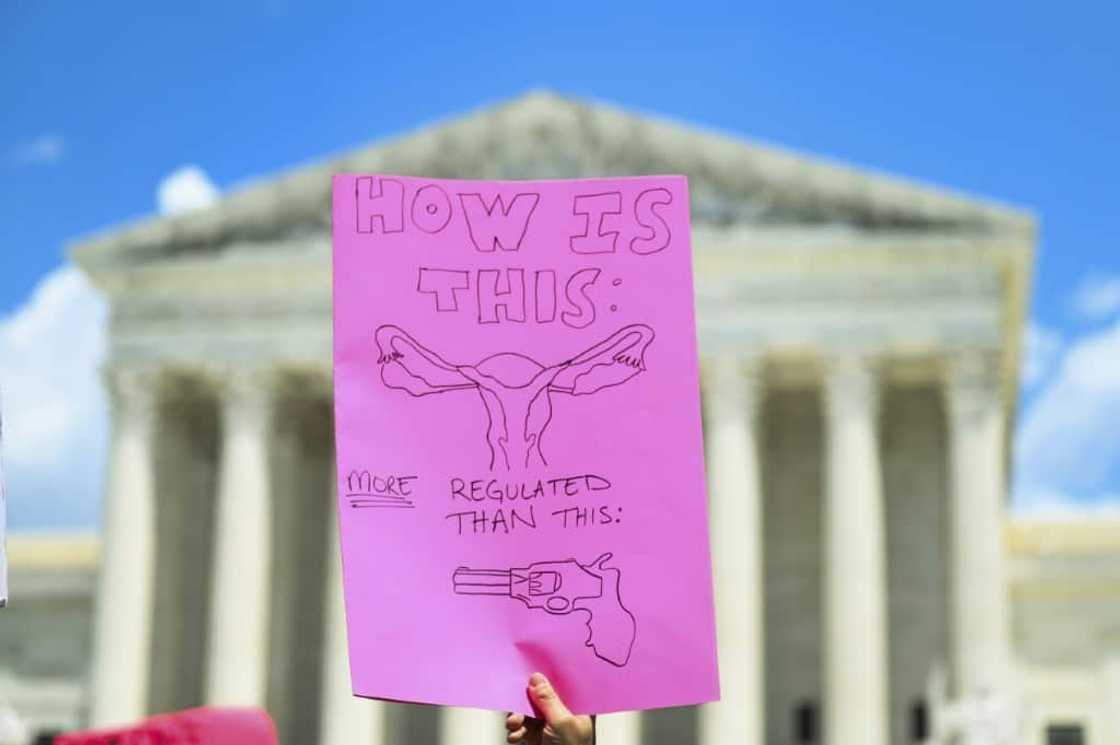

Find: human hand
<box><xmin>505</xmin><ymin>673</ymin><xmax>594</xmax><ymax>745</ymax></box>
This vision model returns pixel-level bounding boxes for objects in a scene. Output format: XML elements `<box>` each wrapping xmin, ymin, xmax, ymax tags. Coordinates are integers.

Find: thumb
<box><xmin>528</xmin><ymin>672</ymin><xmax>571</xmax><ymax>725</ymax></box>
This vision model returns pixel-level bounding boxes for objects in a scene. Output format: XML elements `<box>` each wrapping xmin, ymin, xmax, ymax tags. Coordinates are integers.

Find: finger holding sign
<box><xmin>506</xmin><ymin>673</ymin><xmax>594</xmax><ymax>745</ymax></box>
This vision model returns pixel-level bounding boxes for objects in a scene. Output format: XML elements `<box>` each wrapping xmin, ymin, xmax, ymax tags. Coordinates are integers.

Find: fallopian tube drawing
<box><xmin>374</xmin><ymin>323</ymin><xmax>655</xmax><ymax>470</ymax></box>
<box><xmin>452</xmin><ymin>552</ymin><xmax>637</xmax><ymax>667</ymax></box>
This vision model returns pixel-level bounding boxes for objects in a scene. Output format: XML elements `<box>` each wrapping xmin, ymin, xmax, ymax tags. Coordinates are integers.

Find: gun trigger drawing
<box><xmin>452</xmin><ymin>552</ymin><xmax>636</xmax><ymax>667</ymax></box>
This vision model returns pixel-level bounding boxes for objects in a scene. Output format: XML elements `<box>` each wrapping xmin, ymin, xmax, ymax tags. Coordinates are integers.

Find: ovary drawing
<box><xmin>374</xmin><ymin>323</ymin><xmax>655</xmax><ymax>470</ymax></box>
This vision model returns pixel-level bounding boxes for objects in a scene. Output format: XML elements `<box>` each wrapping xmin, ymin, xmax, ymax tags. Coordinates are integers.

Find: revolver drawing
<box><xmin>452</xmin><ymin>552</ymin><xmax>636</xmax><ymax>667</ymax></box>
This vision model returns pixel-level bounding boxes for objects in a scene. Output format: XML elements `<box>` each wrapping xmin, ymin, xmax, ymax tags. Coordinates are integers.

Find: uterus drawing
<box><xmin>374</xmin><ymin>324</ymin><xmax>655</xmax><ymax>470</ymax></box>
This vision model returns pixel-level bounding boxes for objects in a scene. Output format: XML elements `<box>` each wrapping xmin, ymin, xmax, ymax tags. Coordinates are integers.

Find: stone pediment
<box><xmin>72</xmin><ymin>90</ymin><xmax>1033</xmax><ymax>267</ymax></box>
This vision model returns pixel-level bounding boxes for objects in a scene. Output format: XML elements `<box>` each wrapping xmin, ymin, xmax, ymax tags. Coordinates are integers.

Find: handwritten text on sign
<box><xmin>354</xmin><ymin>177</ymin><xmax>673</xmax><ymax>327</ymax></box>
<box><xmin>332</xmin><ymin>175</ymin><xmax>718</xmax><ymax>715</ymax></box>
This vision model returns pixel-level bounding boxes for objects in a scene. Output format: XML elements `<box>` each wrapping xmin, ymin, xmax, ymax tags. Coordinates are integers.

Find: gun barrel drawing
<box><xmin>452</xmin><ymin>567</ymin><xmax>515</xmax><ymax>596</ymax></box>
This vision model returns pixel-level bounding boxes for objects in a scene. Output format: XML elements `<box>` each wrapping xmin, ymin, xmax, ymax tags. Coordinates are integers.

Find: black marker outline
<box><xmin>561</xmin><ymin>268</ymin><xmax>601</xmax><ymax>330</ymax></box>
<box><xmin>411</xmin><ymin>184</ymin><xmax>454</xmax><ymax>234</ymax></box>
<box><xmin>477</xmin><ymin>268</ymin><xmax>527</xmax><ymax>324</ymax></box>
<box><xmin>373</xmin><ymin>324</ymin><xmax>655</xmax><ymax>470</ymax></box>
<box><xmin>570</xmin><ymin>191</ymin><xmax>622</xmax><ymax>255</ymax></box>
<box><xmin>534</xmin><ymin>270</ymin><xmax>557</xmax><ymax>323</ymax></box>
<box><xmin>355</xmin><ymin>176</ymin><xmax>405</xmax><ymax>235</ymax></box>
<box><xmin>452</xmin><ymin>552</ymin><xmax>636</xmax><ymax>667</ymax></box>
<box><xmin>458</xmin><ymin>192</ymin><xmax>541</xmax><ymax>253</ymax></box>
<box><xmin>417</xmin><ymin>267</ymin><xmax>471</xmax><ymax>312</ymax></box>
<box><xmin>345</xmin><ymin>470</ymin><xmax>417</xmax><ymax>509</ymax></box>
<box><xmin>629</xmin><ymin>187</ymin><xmax>673</xmax><ymax>255</ymax></box>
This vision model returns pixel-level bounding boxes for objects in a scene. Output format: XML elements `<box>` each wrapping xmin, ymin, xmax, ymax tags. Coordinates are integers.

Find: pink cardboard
<box><xmin>331</xmin><ymin>174</ymin><xmax>718</xmax><ymax>715</ymax></box>
<box><xmin>54</xmin><ymin>707</ymin><xmax>277</xmax><ymax>745</ymax></box>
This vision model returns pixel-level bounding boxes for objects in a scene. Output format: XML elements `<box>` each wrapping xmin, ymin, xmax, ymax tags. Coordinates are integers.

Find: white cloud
<box><xmin>1013</xmin><ymin>317</ymin><xmax>1120</xmax><ymax>513</ymax></box>
<box><xmin>157</xmin><ymin>165</ymin><xmax>219</xmax><ymax>215</ymax></box>
<box><xmin>10</xmin><ymin>134</ymin><xmax>66</xmax><ymax>165</ymax></box>
<box><xmin>1021</xmin><ymin>322</ymin><xmax>1062</xmax><ymax>389</ymax></box>
<box><xmin>0</xmin><ymin>266</ymin><xmax>108</xmax><ymax>530</ymax></box>
<box><xmin>1072</xmin><ymin>274</ymin><xmax>1120</xmax><ymax>320</ymax></box>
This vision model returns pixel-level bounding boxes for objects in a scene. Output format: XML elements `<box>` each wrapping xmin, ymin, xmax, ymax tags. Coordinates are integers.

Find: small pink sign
<box><xmin>54</xmin><ymin>707</ymin><xmax>277</xmax><ymax>745</ymax></box>
<box><xmin>331</xmin><ymin>174</ymin><xmax>718</xmax><ymax>714</ymax></box>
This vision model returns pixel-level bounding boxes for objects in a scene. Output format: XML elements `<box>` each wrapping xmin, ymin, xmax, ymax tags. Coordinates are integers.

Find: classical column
<box><xmin>945</xmin><ymin>353</ymin><xmax>1011</xmax><ymax>696</ymax></box>
<box><xmin>698</xmin><ymin>355</ymin><xmax>765</xmax><ymax>745</ymax></box>
<box><xmin>596</xmin><ymin>713</ymin><xmax>642</xmax><ymax>745</ymax></box>
<box><xmin>1103</xmin><ymin>655</ymin><xmax>1120</xmax><ymax>744</ymax></box>
<box><xmin>438</xmin><ymin>708</ymin><xmax>504</xmax><ymax>745</ymax></box>
<box><xmin>90</xmin><ymin>369</ymin><xmax>160</xmax><ymax>726</ymax></box>
<box><xmin>206</xmin><ymin>369</ymin><xmax>274</xmax><ymax>705</ymax></box>
<box><xmin>823</xmin><ymin>356</ymin><xmax>888</xmax><ymax>745</ymax></box>
<box><xmin>320</xmin><ymin>471</ymin><xmax>386</xmax><ymax>745</ymax></box>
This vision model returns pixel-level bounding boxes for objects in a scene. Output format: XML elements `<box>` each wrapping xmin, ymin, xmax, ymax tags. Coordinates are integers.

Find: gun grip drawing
<box><xmin>453</xmin><ymin>552</ymin><xmax>637</xmax><ymax>667</ymax></box>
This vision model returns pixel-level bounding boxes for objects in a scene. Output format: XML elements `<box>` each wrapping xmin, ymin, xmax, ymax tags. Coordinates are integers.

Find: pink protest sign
<box><xmin>331</xmin><ymin>174</ymin><xmax>718</xmax><ymax>715</ymax></box>
<box><xmin>54</xmin><ymin>707</ymin><xmax>277</xmax><ymax>745</ymax></box>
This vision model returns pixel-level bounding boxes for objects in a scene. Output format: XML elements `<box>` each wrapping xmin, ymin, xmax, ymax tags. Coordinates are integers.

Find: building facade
<box><xmin>0</xmin><ymin>535</ymin><xmax>97</xmax><ymax>743</ymax></box>
<box><xmin>1008</xmin><ymin>520</ymin><xmax>1120</xmax><ymax>744</ymax></box>
<box><xmin>57</xmin><ymin>93</ymin><xmax>1118</xmax><ymax>744</ymax></box>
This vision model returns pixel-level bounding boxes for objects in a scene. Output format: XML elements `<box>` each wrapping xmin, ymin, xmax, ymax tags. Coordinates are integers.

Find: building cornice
<box><xmin>70</xmin><ymin>91</ymin><xmax>1035</xmax><ymax>269</ymax></box>
<box><xmin>7</xmin><ymin>533</ymin><xmax>99</xmax><ymax>571</ymax></box>
<box><xmin>1007</xmin><ymin>518</ymin><xmax>1120</xmax><ymax>556</ymax></box>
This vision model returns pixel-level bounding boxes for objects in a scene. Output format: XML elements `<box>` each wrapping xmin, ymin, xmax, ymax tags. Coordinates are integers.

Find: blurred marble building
<box><xmin>5</xmin><ymin>93</ymin><xmax>1117</xmax><ymax>745</ymax></box>
<box><xmin>0</xmin><ymin>535</ymin><xmax>96</xmax><ymax>742</ymax></box>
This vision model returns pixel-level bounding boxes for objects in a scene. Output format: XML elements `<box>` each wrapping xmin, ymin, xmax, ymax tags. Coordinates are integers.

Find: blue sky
<box><xmin>2</xmin><ymin>2</ymin><xmax>1119</xmax><ymax>529</ymax></box>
